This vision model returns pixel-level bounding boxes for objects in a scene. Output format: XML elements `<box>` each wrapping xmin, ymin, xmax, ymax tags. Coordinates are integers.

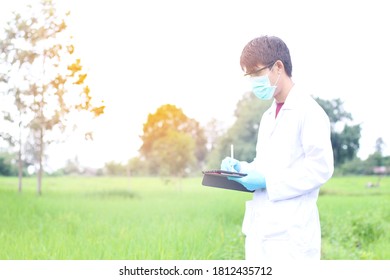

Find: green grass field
<box><xmin>0</xmin><ymin>176</ymin><xmax>389</xmax><ymax>260</ymax></box>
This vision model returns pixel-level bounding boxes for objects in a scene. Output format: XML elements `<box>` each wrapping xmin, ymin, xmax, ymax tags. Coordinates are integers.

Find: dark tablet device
<box><xmin>202</xmin><ymin>169</ymin><xmax>247</xmax><ymax>177</ymax></box>
<box><xmin>201</xmin><ymin>170</ymin><xmax>253</xmax><ymax>193</ymax></box>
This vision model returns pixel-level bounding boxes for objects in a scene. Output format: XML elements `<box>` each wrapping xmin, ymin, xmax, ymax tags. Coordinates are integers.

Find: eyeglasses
<box><xmin>244</xmin><ymin>62</ymin><xmax>274</xmax><ymax>77</ymax></box>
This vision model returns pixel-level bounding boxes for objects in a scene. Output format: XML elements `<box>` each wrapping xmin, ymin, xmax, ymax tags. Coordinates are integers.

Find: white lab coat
<box><xmin>239</xmin><ymin>84</ymin><xmax>334</xmax><ymax>260</ymax></box>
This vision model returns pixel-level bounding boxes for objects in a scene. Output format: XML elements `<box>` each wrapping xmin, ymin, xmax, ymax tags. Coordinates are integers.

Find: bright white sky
<box><xmin>1</xmin><ymin>0</ymin><xmax>390</xmax><ymax>170</ymax></box>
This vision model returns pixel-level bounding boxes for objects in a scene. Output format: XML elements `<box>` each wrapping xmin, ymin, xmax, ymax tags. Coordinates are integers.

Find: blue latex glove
<box><xmin>220</xmin><ymin>157</ymin><xmax>241</xmax><ymax>172</ymax></box>
<box><xmin>228</xmin><ymin>170</ymin><xmax>266</xmax><ymax>191</ymax></box>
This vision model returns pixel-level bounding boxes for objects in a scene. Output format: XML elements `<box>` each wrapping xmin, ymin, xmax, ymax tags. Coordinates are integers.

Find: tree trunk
<box><xmin>18</xmin><ymin>120</ymin><xmax>23</xmax><ymax>193</ymax></box>
<box><xmin>18</xmin><ymin>146</ymin><xmax>23</xmax><ymax>193</ymax></box>
<box><xmin>37</xmin><ymin>126</ymin><xmax>43</xmax><ymax>196</ymax></box>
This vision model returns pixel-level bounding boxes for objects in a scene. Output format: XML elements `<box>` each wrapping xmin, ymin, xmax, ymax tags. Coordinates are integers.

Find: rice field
<box><xmin>0</xmin><ymin>176</ymin><xmax>389</xmax><ymax>260</ymax></box>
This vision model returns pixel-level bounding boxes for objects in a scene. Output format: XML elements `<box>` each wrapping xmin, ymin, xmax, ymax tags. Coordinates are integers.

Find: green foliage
<box><xmin>331</xmin><ymin>124</ymin><xmax>361</xmax><ymax>166</ymax></box>
<box><xmin>0</xmin><ymin>152</ymin><xmax>30</xmax><ymax>176</ymax></box>
<box><xmin>350</xmin><ymin>215</ymin><xmax>384</xmax><ymax>247</ymax></box>
<box><xmin>148</xmin><ymin>130</ymin><xmax>196</xmax><ymax>177</ymax></box>
<box><xmin>104</xmin><ymin>161</ymin><xmax>128</xmax><ymax>176</ymax></box>
<box><xmin>140</xmin><ymin>104</ymin><xmax>207</xmax><ymax>176</ymax></box>
<box><xmin>319</xmin><ymin>177</ymin><xmax>390</xmax><ymax>259</ymax></box>
<box><xmin>314</xmin><ymin>98</ymin><xmax>352</xmax><ymax>124</ymax></box>
<box><xmin>375</xmin><ymin>137</ymin><xmax>386</xmax><ymax>155</ymax></box>
<box><xmin>315</xmin><ymin>97</ymin><xmax>361</xmax><ymax>166</ymax></box>
<box><xmin>61</xmin><ymin>157</ymin><xmax>82</xmax><ymax>175</ymax></box>
<box><xmin>127</xmin><ymin>157</ymin><xmax>148</xmax><ymax>176</ymax></box>
<box><xmin>206</xmin><ymin>92</ymin><xmax>271</xmax><ymax>169</ymax></box>
<box><xmin>0</xmin><ymin>153</ymin><xmax>18</xmax><ymax>176</ymax></box>
<box><xmin>339</xmin><ymin>154</ymin><xmax>390</xmax><ymax>175</ymax></box>
<box><xmin>338</xmin><ymin>157</ymin><xmax>368</xmax><ymax>175</ymax></box>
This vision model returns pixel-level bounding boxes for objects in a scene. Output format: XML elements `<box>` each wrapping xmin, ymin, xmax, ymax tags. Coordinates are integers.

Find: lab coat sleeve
<box><xmin>239</xmin><ymin>160</ymin><xmax>256</xmax><ymax>173</ymax></box>
<box><xmin>265</xmin><ymin>107</ymin><xmax>334</xmax><ymax>202</ymax></box>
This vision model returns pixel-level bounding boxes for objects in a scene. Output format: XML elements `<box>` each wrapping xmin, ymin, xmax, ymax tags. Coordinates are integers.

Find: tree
<box><xmin>148</xmin><ymin>130</ymin><xmax>196</xmax><ymax>177</ymax></box>
<box><xmin>104</xmin><ymin>161</ymin><xmax>127</xmax><ymax>176</ymax></box>
<box><xmin>140</xmin><ymin>104</ymin><xmax>206</xmax><ymax>175</ymax></box>
<box><xmin>373</xmin><ymin>137</ymin><xmax>386</xmax><ymax>166</ymax></box>
<box><xmin>206</xmin><ymin>92</ymin><xmax>271</xmax><ymax>169</ymax></box>
<box><xmin>0</xmin><ymin>84</ymin><xmax>29</xmax><ymax>192</ymax></box>
<box><xmin>61</xmin><ymin>156</ymin><xmax>82</xmax><ymax>175</ymax></box>
<box><xmin>204</xmin><ymin>118</ymin><xmax>224</xmax><ymax>151</ymax></box>
<box><xmin>314</xmin><ymin>98</ymin><xmax>361</xmax><ymax>166</ymax></box>
<box><xmin>128</xmin><ymin>157</ymin><xmax>149</xmax><ymax>176</ymax></box>
<box><xmin>0</xmin><ymin>0</ymin><xmax>105</xmax><ymax>194</ymax></box>
<box><xmin>366</xmin><ymin>137</ymin><xmax>387</xmax><ymax>169</ymax></box>
<box><xmin>0</xmin><ymin>152</ymin><xmax>18</xmax><ymax>176</ymax></box>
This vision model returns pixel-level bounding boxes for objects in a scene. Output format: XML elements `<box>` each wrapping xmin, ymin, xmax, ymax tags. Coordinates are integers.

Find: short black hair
<box><xmin>240</xmin><ymin>36</ymin><xmax>292</xmax><ymax>77</ymax></box>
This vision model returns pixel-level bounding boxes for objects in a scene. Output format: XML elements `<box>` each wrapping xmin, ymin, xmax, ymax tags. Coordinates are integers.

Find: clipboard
<box><xmin>201</xmin><ymin>170</ymin><xmax>253</xmax><ymax>193</ymax></box>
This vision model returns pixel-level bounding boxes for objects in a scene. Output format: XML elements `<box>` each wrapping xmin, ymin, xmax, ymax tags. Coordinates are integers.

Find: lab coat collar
<box><xmin>282</xmin><ymin>84</ymin><xmax>300</xmax><ymax>110</ymax></box>
<box><xmin>267</xmin><ymin>83</ymin><xmax>299</xmax><ymax>115</ymax></box>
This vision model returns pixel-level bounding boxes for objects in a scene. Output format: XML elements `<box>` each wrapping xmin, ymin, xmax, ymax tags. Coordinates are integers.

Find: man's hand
<box><xmin>228</xmin><ymin>170</ymin><xmax>266</xmax><ymax>191</ymax></box>
<box><xmin>220</xmin><ymin>157</ymin><xmax>241</xmax><ymax>172</ymax></box>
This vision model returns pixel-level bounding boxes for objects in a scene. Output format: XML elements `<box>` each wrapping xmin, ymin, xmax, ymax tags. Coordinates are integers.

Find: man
<box><xmin>221</xmin><ymin>36</ymin><xmax>334</xmax><ymax>260</ymax></box>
